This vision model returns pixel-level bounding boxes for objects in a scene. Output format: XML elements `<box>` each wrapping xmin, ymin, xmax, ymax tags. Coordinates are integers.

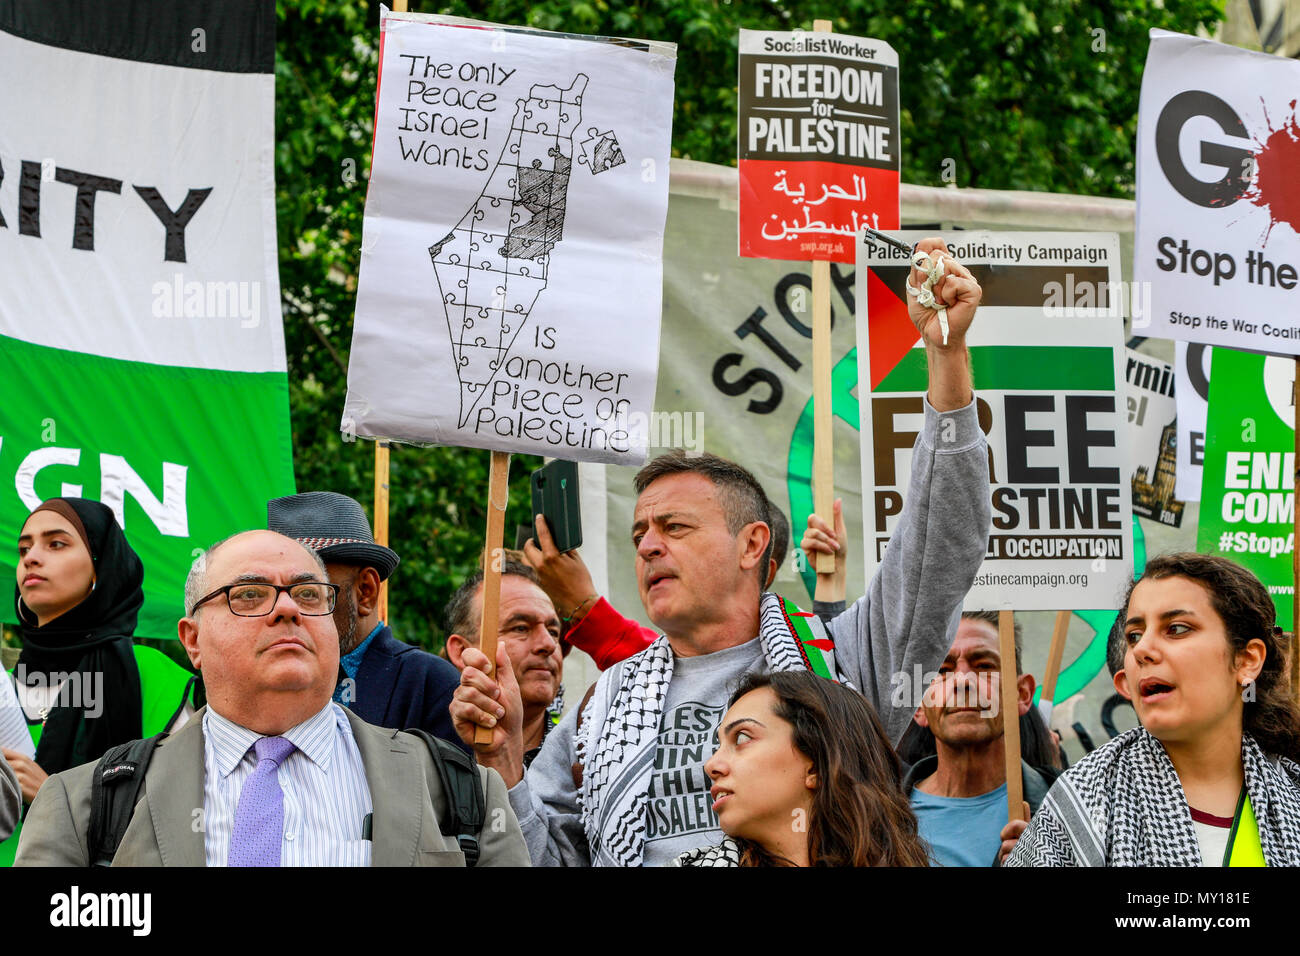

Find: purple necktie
<box><xmin>227</xmin><ymin>736</ymin><xmax>296</xmax><ymax>867</ymax></box>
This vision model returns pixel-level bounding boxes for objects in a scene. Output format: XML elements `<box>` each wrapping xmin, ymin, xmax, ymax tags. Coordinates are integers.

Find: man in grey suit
<box><xmin>0</xmin><ymin>755</ymin><xmax>18</xmax><ymax>842</ymax></box>
<box><xmin>15</xmin><ymin>529</ymin><xmax>528</xmax><ymax>867</ymax></box>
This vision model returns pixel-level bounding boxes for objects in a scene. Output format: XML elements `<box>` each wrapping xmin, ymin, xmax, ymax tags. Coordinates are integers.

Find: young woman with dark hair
<box><xmin>1007</xmin><ymin>553</ymin><xmax>1300</xmax><ymax>866</ymax></box>
<box><xmin>2</xmin><ymin>499</ymin><xmax>144</xmax><ymax>807</ymax></box>
<box><xmin>673</xmin><ymin>670</ymin><xmax>929</xmax><ymax>867</ymax></box>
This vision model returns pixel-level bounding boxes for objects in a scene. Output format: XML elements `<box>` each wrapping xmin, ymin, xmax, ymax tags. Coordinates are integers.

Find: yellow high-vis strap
<box><xmin>1227</xmin><ymin>793</ymin><xmax>1266</xmax><ymax>867</ymax></box>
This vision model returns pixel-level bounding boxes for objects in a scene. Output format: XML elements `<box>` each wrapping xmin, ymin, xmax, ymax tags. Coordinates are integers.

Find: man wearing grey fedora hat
<box><xmin>267</xmin><ymin>491</ymin><xmax>464</xmax><ymax>751</ymax></box>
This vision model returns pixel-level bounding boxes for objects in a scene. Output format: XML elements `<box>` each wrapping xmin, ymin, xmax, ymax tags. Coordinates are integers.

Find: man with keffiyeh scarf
<box><xmin>452</xmin><ymin>238</ymin><xmax>992</xmax><ymax>866</ymax></box>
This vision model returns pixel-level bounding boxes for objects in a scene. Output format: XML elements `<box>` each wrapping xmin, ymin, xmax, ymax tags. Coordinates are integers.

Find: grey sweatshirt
<box><xmin>508</xmin><ymin>397</ymin><xmax>992</xmax><ymax>866</ymax></box>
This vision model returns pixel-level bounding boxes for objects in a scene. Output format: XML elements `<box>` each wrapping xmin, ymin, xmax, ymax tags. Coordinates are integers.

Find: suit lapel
<box><xmin>146</xmin><ymin>707</ymin><xmax>207</xmax><ymax>866</ymax></box>
<box><xmin>348</xmin><ymin>710</ymin><xmax>425</xmax><ymax>866</ymax></box>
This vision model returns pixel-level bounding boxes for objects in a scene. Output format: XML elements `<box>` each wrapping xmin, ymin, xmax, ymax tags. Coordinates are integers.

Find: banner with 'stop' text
<box><xmin>1134</xmin><ymin>30</ymin><xmax>1300</xmax><ymax>354</ymax></box>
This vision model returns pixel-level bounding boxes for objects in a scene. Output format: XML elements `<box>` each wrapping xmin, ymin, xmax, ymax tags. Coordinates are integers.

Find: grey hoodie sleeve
<box><xmin>506</xmin><ymin>701</ymin><xmax>591</xmax><ymax>867</ymax></box>
<box><xmin>826</xmin><ymin>397</ymin><xmax>990</xmax><ymax>746</ymax></box>
<box><xmin>0</xmin><ymin>753</ymin><xmax>18</xmax><ymax>842</ymax></box>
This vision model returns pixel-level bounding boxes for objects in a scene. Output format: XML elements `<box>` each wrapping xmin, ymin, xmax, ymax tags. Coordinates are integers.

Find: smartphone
<box><xmin>529</xmin><ymin>460</ymin><xmax>582</xmax><ymax>553</ymax></box>
<box><xmin>514</xmin><ymin>524</ymin><xmax>535</xmax><ymax>551</ymax></box>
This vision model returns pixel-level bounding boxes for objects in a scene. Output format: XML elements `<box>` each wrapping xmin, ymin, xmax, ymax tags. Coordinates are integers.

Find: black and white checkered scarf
<box><xmin>1006</xmin><ymin>727</ymin><xmax>1300</xmax><ymax>866</ymax></box>
<box><xmin>575</xmin><ymin>592</ymin><xmax>847</xmax><ymax>867</ymax></box>
<box><xmin>672</xmin><ymin>836</ymin><xmax>742</xmax><ymax>867</ymax></box>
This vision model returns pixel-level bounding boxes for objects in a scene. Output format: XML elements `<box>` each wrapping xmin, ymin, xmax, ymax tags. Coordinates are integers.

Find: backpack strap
<box><xmin>403</xmin><ymin>729</ymin><xmax>485</xmax><ymax>867</ymax></box>
<box><xmin>162</xmin><ymin>674</ymin><xmax>199</xmax><ymax>734</ymax></box>
<box><xmin>87</xmin><ymin>733</ymin><xmax>167</xmax><ymax>867</ymax></box>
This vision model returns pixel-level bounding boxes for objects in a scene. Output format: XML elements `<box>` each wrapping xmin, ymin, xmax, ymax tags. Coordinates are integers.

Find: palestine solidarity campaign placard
<box><xmin>1134</xmin><ymin>30</ymin><xmax>1300</xmax><ymax>354</ymax></box>
<box><xmin>0</xmin><ymin>1</ymin><xmax>293</xmax><ymax>637</ymax></box>
<box><xmin>857</xmin><ymin>232</ymin><xmax>1132</xmax><ymax>612</ymax></box>
<box><xmin>346</xmin><ymin>12</ymin><xmax>676</xmax><ymax>465</ymax></box>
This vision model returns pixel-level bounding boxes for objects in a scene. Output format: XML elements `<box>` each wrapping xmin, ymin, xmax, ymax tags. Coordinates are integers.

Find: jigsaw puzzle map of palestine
<box><xmin>430</xmin><ymin>73</ymin><xmax>596</xmax><ymax>428</ymax></box>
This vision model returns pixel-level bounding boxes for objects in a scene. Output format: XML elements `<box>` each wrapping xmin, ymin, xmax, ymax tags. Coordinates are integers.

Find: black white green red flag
<box><xmin>0</xmin><ymin>1</ymin><xmax>293</xmax><ymax>637</ymax></box>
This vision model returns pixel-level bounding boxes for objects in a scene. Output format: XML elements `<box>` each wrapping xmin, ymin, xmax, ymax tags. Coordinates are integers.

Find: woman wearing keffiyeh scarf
<box><xmin>1007</xmin><ymin>554</ymin><xmax>1300</xmax><ymax>867</ymax></box>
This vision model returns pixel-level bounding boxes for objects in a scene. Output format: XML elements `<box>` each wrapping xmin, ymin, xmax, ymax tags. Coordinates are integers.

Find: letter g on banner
<box><xmin>1155</xmin><ymin>91</ymin><xmax>1253</xmax><ymax>208</ymax></box>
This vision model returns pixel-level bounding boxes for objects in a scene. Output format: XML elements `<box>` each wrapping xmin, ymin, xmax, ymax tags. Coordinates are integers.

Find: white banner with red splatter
<box><xmin>1133</xmin><ymin>30</ymin><xmax>1300</xmax><ymax>355</ymax></box>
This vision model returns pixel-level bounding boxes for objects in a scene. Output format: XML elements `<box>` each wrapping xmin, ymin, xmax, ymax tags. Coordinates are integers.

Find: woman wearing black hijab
<box><xmin>3</xmin><ymin>498</ymin><xmax>143</xmax><ymax>803</ymax></box>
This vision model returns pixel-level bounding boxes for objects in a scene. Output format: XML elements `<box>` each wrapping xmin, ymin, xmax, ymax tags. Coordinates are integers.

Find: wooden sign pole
<box><xmin>374</xmin><ymin>441</ymin><xmax>390</xmax><ymax>623</ymax></box>
<box><xmin>1039</xmin><ymin>610</ymin><xmax>1071</xmax><ymax>722</ymax></box>
<box><xmin>372</xmin><ymin>0</ymin><xmax>408</xmax><ymax>627</ymax></box>
<box><xmin>998</xmin><ymin>609</ymin><xmax>1026</xmax><ymax>822</ymax></box>
<box><xmin>811</xmin><ymin>18</ymin><xmax>836</xmax><ymax>584</ymax></box>
<box><xmin>475</xmin><ymin>450</ymin><xmax>512</xmax><ymax>747</ymax></box>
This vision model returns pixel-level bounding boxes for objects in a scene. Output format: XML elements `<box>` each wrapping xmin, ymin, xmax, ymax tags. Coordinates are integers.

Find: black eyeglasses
<box><xmin>189</xmin><ymin>582</ymin><xmax>339</xmax><ymax>617</ymax></box>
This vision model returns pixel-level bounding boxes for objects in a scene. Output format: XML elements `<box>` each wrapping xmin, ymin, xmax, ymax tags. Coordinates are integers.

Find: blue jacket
<box><xmin>348</xmin><ymin>626</ymin><xmax>468</xmax><ymax>753</ymax></box>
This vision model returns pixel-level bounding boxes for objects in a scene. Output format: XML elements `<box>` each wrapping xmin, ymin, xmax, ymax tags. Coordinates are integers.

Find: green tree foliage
<box><xmin>275</xmin><ymin>0</ymin><xmax>1221</xmax><ymax>651</ymax></box>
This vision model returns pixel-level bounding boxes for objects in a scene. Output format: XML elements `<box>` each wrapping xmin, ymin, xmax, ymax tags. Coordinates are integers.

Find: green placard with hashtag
<box><xmin>1196</xmin><ymin>348</ymin><xmax>1295</xmax><ymax>630</ymax></box>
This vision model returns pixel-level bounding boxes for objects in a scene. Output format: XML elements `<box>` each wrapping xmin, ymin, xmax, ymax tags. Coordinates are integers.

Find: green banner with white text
<box><xmin>1196</xmin><ymin>348</ymin><xmax>1295</xmax><ymax>630</ymax></box>
<box><xmin>0</xmin><ymin>1</ymin><xmax>293</xmax><ymax>638</ymax></box>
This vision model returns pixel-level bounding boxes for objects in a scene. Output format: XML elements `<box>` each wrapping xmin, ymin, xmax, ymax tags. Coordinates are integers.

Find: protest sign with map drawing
<box><xmin>345</xmin><ymin>12</ymin><xmax>676</xmax><ymax>465</ymax></box>
<box><xmin>430</xmin><ymin>73</ymin><xmax>586</xmax><ymax>428</ymax></box>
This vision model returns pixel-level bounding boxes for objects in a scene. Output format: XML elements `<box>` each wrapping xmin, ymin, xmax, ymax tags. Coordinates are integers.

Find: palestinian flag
<box><xmin>0</xmin><ymin>1</ymin><xmax>293</xmax><ymax>637</ymax></box>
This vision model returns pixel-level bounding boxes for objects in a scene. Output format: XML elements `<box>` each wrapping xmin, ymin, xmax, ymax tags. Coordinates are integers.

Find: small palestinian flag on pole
<box><xmin>0</xmin><ymin>0</ymin><xmax>293</xmax><ymax>637</ymax></box>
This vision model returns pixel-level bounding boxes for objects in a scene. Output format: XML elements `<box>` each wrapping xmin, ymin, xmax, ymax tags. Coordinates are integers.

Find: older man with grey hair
<box><xmin>267</xmin><ymin>491</ymin><xmax>465</xmax><ymax>750</ymax></box>
<box><xmin>16</xmin><ymin>529</ymin><xmax>528</xmax><ymax>867</ymax></box>
<box><xmin>453</xmin><ymin>238</ymin><xmax>994</xmax><ymax>867</ymax></box>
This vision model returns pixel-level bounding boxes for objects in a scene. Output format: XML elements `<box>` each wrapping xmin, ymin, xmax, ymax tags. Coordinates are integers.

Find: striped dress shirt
<box><xmin>202</xmin><ymin>702</ymin><xmax>373</xmax><ymax>866</ymax></box>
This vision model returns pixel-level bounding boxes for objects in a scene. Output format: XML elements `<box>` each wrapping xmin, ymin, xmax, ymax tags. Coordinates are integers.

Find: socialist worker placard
<box><xmin>737</xmin><ymin>30</ymin><xmax>899</xmax><ymax>264</ymax></box>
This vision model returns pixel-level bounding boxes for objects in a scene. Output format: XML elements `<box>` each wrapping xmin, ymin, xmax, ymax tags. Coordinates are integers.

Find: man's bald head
<box><xmin>177</xmin><ymin>529</ymin><xmax>339</xmax><ymax>735</ymax></box>
<box><xmin>185</xmin><ymin>530</ymin><xmax>327</xmax><ymax>616</ymax></box>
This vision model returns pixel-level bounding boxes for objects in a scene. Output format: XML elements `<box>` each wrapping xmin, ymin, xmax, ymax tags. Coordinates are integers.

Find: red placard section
<box><xmin>739</xmin><ymin>159</ymin><xmax>899</xmax><ymax>264</ymax></box>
